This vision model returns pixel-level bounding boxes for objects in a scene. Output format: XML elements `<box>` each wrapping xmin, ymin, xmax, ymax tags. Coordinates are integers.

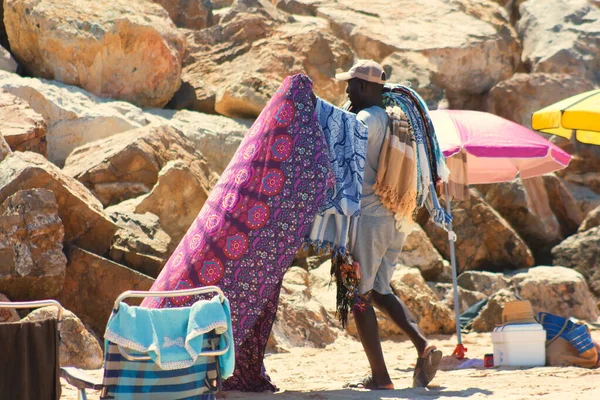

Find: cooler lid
<box><xmin>493</xmin><ymin>322</ymin><xmax>544</xmax><ymax>332</ymax></box>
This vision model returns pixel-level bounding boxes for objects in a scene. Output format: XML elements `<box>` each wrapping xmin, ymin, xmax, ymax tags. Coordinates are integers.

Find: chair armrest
<box><xmin>60</xmin><ymin>367</ymin><xmax>104</xmax><ymax>390</ymax></box>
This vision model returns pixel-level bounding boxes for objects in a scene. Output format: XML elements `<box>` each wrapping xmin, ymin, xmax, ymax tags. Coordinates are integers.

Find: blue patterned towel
<box><xmin>105</xmin><ymin>295</ymin><xmax>235</xmax><ymax>377</ymax></box>
<box><xmin>305</xmin><ymin>98</ymin><xmax>368</xmax><ymax>253</ymax></box>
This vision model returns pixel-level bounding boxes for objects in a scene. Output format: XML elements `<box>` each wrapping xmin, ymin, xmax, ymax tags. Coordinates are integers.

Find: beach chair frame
<box><xmin>61</xmin><ymin>285</ymin><xmax>230</xmax><ymax>400</ymax></box>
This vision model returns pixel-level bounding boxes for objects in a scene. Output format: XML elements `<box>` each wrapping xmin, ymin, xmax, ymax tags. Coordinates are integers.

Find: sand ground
<box><xmin>61</xmin><ymin>330</ymin><xmax>600</xmax><ymax>400</ymax></box>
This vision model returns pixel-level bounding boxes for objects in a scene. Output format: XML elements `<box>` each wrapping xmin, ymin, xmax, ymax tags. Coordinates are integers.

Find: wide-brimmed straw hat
<box><xmin>501</xmin><ymin>300</ymin><xmax>537</xmax><ymax>325</ymax></box>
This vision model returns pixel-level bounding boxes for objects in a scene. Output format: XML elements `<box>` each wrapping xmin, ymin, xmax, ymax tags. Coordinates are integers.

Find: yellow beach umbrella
<box><xmin>532</xmin><ymin>89</ymin><xmax>600</xmax><ymax>146</ymax></box>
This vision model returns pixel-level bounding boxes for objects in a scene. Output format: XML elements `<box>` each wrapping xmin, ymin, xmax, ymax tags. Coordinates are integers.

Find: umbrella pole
<box><xmin>444</xmin><ymin>182</ymin><xmax>467</xmax><ymax>359</ymax></box>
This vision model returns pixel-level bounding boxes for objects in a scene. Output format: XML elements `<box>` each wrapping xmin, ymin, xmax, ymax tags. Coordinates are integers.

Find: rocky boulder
<box><xmin>23</xmin><ymin>306</ymin><xmax>103</xmax><ymax>369</ymax></box>
<box><xmin>146</xmin><ymin>109</ymin><xmax>252</xmax><ymax>174</ymax></box>
<box><xmin>381</xmin><ymin>52</ymin><xmax>446</xmax><ymax>113</ymax></box>
<box><xmin>552</xmin><ymin>227</ymin><xmax>600</xmax><ymax>297</ymax></box>
<box><xmin>389</xmin><ymin>268</ymin><xmax>456</xmax><ymax>335</ymax></box>
<box><xmin>0</xmin><ymin>293</ymin><xmax>19</xmax><ymax>323</ymax></box>
<box><xmin>457</xmin><ymin>271</ymin><xmax>511</xmax><ymax>297</ymax></box>
<box><xmin>274</xmin><ymin>0</ymin><xmax>322</xmax><ymax>15</ymax></box>
<box><xmin>512</xmin><ymin>266</ymin><xmax>599</xmax><ymax>321</ymax></box>
<box><xmin>579</xmin><ymin>206</ymin><xmax>600</xmax><ymax>232</ymax></box>
<box><xmin>0</xmin><ymin>45</ymin><xmax>17</xmax><ymax>73</ymax></box>
<box><xmin>0</xmin><ymin>90</ymin><xmax>47</xmax><ymax>156</ymax></box>
<box><xmin>133</xmin><ymin>160</ymin><xmax>208</xmax><ymax>246</ymax></box>
<box><xmin>397</xmin><ymin>224</ymin><xmax>445</xmax><ymax>281</ymax></box>
<box><xmin>543</xmin><ymin>173</ymin><xmax>584</xmax><ymax>235</ymax></box>
<box><xmin>317</xmin><ymin>0</ymin><xmax>520</xmax><ymax>95</ymax></box>
<box><xmin>57</xmin><ymin>247</ymin><xmax>155</xmax><ymax>335</ymax></box>
<box><xmin>0</xmin><ymin>71</ymin><xmax>148</xmax><ymax>166</ymax></box>
<box><xmin>423</xmin><ymin>189</ymin><xmax>535</xmax><ymax>273</ymax></box>
<box><xmin>486</xmin><ymin>73</ymin><xmax>596</xmax><ymax>127</ymax></box>
<box><xmin>4</xmin><ymin>0</ymin><xmax>185</xmax><ymax>108</ymax></box>
<box><xmin>472</xmin><ymin>289</ymin><xmax>518</xmax><ymax>332</ymax></box>
<box><xmin>0</xmin><ymin>152</ymin><xmax>118</xmax><ymax>255</ymax></box>
<box><xmin>562</xmin><ymin>181</ymin><xmax>600</xmax><ymax>218</ymax></box>
<box><xmin>269</xmin><ymin>267</ymin><xmax>338</xmax><ymax>352</ymax></box>
<box><xmin>478</xmin><ymin>177</ymin><xmax>562</xmax><ymax>264</ymax></box>
<box><xmin>0</xmin><ymin>189</ymin><xmax>66</xmax><ymax>301</ymax></box>
<box><xmin>106</xmin><ymin>210</ymin><xmax>171</xmax><ymax>278</ymax></box>
<box><xmin>179</xmin><ymin>0</ymin><xmax>353</xmax><ymax>116</ymax></box>
<box><xmin>152</xmin><ymin>0</ymin><xmax>214</xmax><ymax>29</ymax></box>
<box><xmin>517</xmin><ymin>0</ymin><xmax>600</xmax><ymax>84</ymax></box>
<box><xmin>63</xmin><ymin>125</ymin><xmax>215</xmax><ymax>208</ymax></box>
<box><xmin>0</xmin><ymin>132</ymin><xmax>11</xmax><ymax>162</ymax></box>
<box><xmin>428</xmin><ymin>283</ymin><xmax>487</xmax><ymax>314</ymax></box>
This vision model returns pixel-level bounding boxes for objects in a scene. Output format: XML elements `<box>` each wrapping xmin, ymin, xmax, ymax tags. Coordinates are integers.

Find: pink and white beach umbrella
<box><xmin>431</xmin><ymin>110</ymin><xmax>572</xmax><ymax>184</ymax></box>
<box><xmin>428</xmin><ymin>109</ymin><xmax>572</xmax><ymax>359</ymax></box>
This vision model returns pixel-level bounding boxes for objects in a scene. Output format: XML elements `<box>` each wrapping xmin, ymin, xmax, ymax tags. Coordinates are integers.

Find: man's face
<box><xmin>346</xmin><ymin>78</ymin><xmax>363</xmax><ymax>108</ymax></box>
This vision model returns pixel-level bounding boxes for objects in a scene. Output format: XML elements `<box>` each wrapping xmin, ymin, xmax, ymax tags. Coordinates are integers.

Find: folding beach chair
<box><xmin>0</xmin><ymin>299</ymin><xmax>64</xmax><ymax>400</ymax></box>
<box><xmin>61</xmin><ymin>286</ymin><xmax>233</xmax><ymax>400</ymax></box>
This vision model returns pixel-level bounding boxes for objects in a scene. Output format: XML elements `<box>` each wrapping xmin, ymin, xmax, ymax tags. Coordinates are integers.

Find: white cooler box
<box><xmin>492</xmin><ymin>323</ymin><xmax>546</xmax><ymax>367</ymax></box>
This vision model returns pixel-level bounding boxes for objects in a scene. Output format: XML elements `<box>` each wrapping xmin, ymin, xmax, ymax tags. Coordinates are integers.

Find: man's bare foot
<box><xmin>345</xmin><ymin>376</ymin><xmax>394</xmax><ymax>390</ymax></box>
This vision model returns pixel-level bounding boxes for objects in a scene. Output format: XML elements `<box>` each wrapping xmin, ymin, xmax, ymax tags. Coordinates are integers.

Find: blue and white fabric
<box><xmin>306</xmin><ymin>98</ymin><xmax>368</xmax><ymax>253</ymax></box>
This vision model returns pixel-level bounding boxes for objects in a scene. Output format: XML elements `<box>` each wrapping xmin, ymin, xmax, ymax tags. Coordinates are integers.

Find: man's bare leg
<box><xmin>351</xmin><ymin>292</ymin><xmax>394</xmax><ymax>389</ymax></box>
<box><xmin>371</xmin><ymin>291</ymin><xmax>428</xmax><ymax>356</ymax></box>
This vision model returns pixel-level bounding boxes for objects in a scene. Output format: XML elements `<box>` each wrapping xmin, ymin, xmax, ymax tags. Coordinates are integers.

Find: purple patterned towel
<box><xmin>142</xmin><ymin>74</ymin><xmax>333</xmax><ymax>391</ymax></box>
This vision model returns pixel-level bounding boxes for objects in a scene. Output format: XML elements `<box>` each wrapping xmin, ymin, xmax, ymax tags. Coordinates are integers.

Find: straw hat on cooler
<box><xmin>501</xmin><ymin>300</ymin><xmax>537</xmax><ymax>325</ymax></box>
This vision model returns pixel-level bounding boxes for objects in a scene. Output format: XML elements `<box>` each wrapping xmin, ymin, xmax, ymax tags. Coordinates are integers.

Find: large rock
<box><xmin>152</xmin><ymin>0</ymin><xmax>213</xmax><ymax>29</ymax></box>
<box><xmin>0</xmin><ymin>90</ymin><xmax>47</xmax><ymax>156</ymax></box>
<box><xmin>389</xmin><ymin>268</ymin><xmax>455</xmax><ymax>335</ymax></box>
<box><xmin>552</xmin><ymin>227</ymin><xmax>600</xmax><ymax>297</ymax></box>
<box><xmin>317</xmin><ymin>0</ymin><xmax>520</xmax><ymax>95</ymax></box>
<box><xmin>512</xmin><ymin>266</ymin><xmax>599</xmax><ymax>321</ymax></box>
<box><xmin>22</xmin><ymin>306</ymin><xmax>103</xmax><ymax>369</ymax></box>
<box><xmin>0</xmin><ymin>293</ymin><xmax>20</xmax><ymax>323</ymax></box>
<box><xmin>486</xmin><ymin>73</ymin><xmax>596</xmax><ymax>127</ymax></box>
<box><xmin>429</xmin><ymin>282</ymin><xmax>487</xmax><ymax>314</ymax></box>
<box><xmin>562</xmin><ymin>181</ymin><xmax>600</xmax><ymax>218</ymax></box>
<box><xmin>180</xmin><ymin>1</ymin><xmax>353</xmax><ymax>117</ymax></box>
<box><xmin>146</xmin><ymin>109</ymin><xmax>252</xmax><ymax>174</ymax></box>
<box><xmin>543</xmin><ymin>173</ymin><xmax>584</xmax><ymax>236</ymax></box>
<box><xmin>106</xmin><ymin>210</ymin><xmax>171</xmax><ymax>278</ymax></box>
<box><xmin>63</xmin><ymin>125</ymin><xmax>215</xmax><ymax>208</ymax></box>
<box><xmin>269</xmin><ymin>267</ymin><xmax>338</xmax><ymax>352</ymax></box>
<box><xmin>423</xmin><ymin>189</ymin><xmax>535</xmax><ymax>273</ymax></box>
<box><xmin>0</xmin><ymin>71</ymin><xmax>149</xmax><ymax>166</ymax></box>
<box><xmin>457</xmin><ymin>271</ymin><xmax>511</xmax><ymax>297</ymax></box>
<box><xmin>0</xmin><ymin>130</ymin><xmax>11</xmax><ymax>161</ymax></box>
<box><xmin>0</xmin><ymin>152</ymin><xmax>118</xmax><ymax>255</ymax></box>
<box><xmin>579</xmin><ymin>206</ymin><xmax>600</xmax><ymax>232</ymax></box>
<box><xmin>57</xmin><ymin>247</ymin><xmax>155</xmax><ymax>335</ymax></box>
<box><xmin>517</xmin><ymin>0</ymin><xmax>600</xmax><ymax>84</ymax></box>
<box><xmin>397</xmin><ymin>224</ymin><xmax>445</xmax><ymax>281</ymax></box>
<box><xmin>472</xmin><ymin>288</ymin><xmax>518</xmax><ymax>332</ymax></box>
<box><xmin>381</xmin><ymin>52</ymin><xmax>445</xmax><ymax>110</ymax></box>
<box><xmin>0</xmin><ymin>189</ymin><xmax>66</xmax><ymax>300</ymax></box>
<box><xmin>134</xmin><ymin>160</ymin><xmax>208</xmax><ymax>245</ymax></box>
<box><xmin>478</xmin><ymin>178</ymin><xmax>562</xmax><ymax>264</ymax></box>
<box><xmin>274</xmin><ymin>0</ymin><xmax>322</xmax><ymax>15</ymax></box>
<box><xmin>4</xmin><ymin>0</ymin><xmax>185</xmax><ymax>108</ymax></box>
<box><xmin>0</xmin><ymin>45</ymin><xmax>17</xmax><ymax>73</ymax></box>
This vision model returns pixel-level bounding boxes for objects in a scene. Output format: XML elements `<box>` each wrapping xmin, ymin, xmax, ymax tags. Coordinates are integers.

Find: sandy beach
<box><xmin>60</xmin><ymin>330</ymin><xmax>600</xmax><ymax>400</ymax></box>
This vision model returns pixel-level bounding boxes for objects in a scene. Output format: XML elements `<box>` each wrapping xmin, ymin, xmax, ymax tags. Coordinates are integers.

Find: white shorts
<box><xmin>350</xmin><ymin>215</ymin><xmax>406</xmax><ymax>295</ymax></box>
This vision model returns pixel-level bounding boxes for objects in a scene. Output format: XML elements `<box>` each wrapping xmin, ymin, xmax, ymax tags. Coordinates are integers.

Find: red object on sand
<box><xmin>484</xmin><ymin>353</ymin><xmax>494</xmax><ymax>368</ymax></box>
<box><xmin>452</xmin><ymin>343</ymin><xmax>468</xmax><ymax>360</ymax></box>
